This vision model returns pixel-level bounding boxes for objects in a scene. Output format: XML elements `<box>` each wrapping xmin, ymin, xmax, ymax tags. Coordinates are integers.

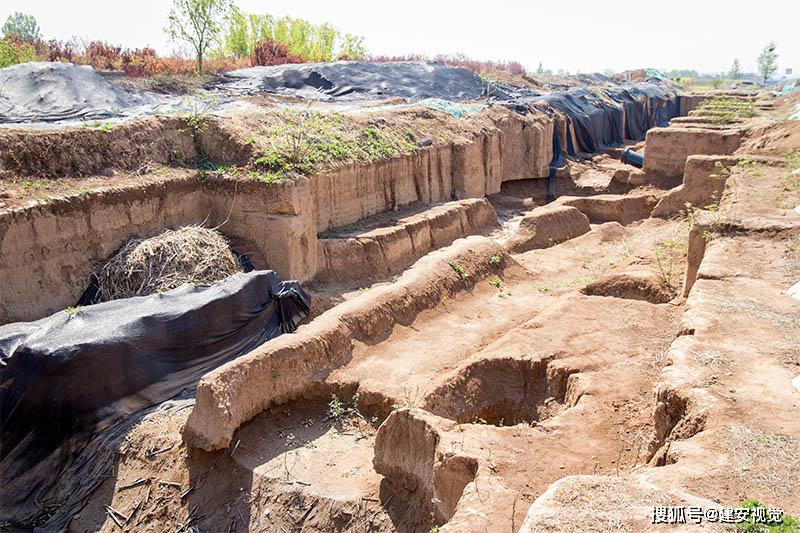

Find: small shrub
<box><xmin>64</xmin><ymin>306</ymin><xmax>84</xmax><ymax>318</ymax></box>
<box><xmin>251</xmin><ymin>38</ymin><xmax>305</xmax><ymax>66</ymax></box>
<box><xmin>327</xmin><ymin>394</ymin><xmax>346</xmax><ymax>420</ymax></box>
<box><xmin>448</xmin><ymin>261</ymin><xmax>469</xmax><ymax>281</ymax></box>
<box><xmin>652</xmin><ymin>239</ymin><xmax>687</xmax><ymax>290</ymax></box>
<box><xmin>392</xmin><ymin>387</ymin><xmax>419</xmax><ymax>411</ymax></box>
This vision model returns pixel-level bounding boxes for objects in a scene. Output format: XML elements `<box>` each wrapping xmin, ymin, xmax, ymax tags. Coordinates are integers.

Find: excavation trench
<box><xmin>1</xmin><ymin>81</ymin><xmax>750</xmax><ymax>531</ymax></box>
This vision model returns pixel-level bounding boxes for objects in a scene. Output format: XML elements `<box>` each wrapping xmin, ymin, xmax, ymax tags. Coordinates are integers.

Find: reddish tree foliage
<box><xmin>251</xmin><ymin>39</ymin><xmax>305</xmax><ymax>67</ymax></box>
<box><xmin>45</xmin><ymin>39</ymin><xmax>76</xmax><ymax>62</ymax></box>
<box><xmin>84</xmin><ymin>41</ymin><xmax>123</xmax><ymax>71</ymax></box>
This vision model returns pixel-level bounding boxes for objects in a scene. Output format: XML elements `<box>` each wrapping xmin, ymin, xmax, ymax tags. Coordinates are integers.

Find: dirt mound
<box><xmin>220</xmin><ymin>61</ymin><xmax>488</xmax><ymax>101</ymax></box>
<box><xmin>96</xmin><ymin>226</ymin><xmax>242</xmax><ymax>301</ymax></box>
<box><xmin>581</xmin><ymin>268</ymin><xmax>675</xmax><ymax>303</ymax></box>
<box><xmin>738</xmin><ymin>120</ymin><xmax>800</xmax><ymax>154</ymax></box>
<box><xmin>556</xmin><ymin>193</ymin><xmax>660</xmax><ymax>225</ymax></box>
<box><xmin>505</xmin><ymin>205</ymin><xmax>590</xmax><ymax>252</ymax></box>
<box><xmin>0</xmin><ymin>62</ymin><xmax>154</xmax><ymax>123</ymax></box>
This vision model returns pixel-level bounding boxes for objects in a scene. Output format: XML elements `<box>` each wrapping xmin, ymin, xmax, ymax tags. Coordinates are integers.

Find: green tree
<box><xmin>166</xmin><ymin>0</ymin><xmax>231</xmax><ymax>75</ymax></box>
<box><xmin>338</xmin><ymin>33</ymin><xmax>366</xmax><ymax>60</ymax></box>
<box><xmin>223</xmin><ymin>5</ymin><xmax>250</xmax><ymax>57</ymax></box>
<box><xmin>2</xmin><ymin>12</ymin><xmax>41</xmax><ymax>41</ymax></box>
<box><xmin>756</xmin><ymin>42</ymin><xmax>778</xmax><ymax>83</ymax></box>
<box><xmin>0</xmin><ymin>33</ymin><xmax>36</xmax><ymax>68</ymax></box>
<box><xmin>729</xmin><ymin>58</ymin><xmax>742</xmax><ymax>79</ymax></box>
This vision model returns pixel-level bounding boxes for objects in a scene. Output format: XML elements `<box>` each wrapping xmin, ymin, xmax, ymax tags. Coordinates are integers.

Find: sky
<box><xmin>1</xmin><ymin>0</ymin><xmax>797</xmax><ymax>76</ymax></box>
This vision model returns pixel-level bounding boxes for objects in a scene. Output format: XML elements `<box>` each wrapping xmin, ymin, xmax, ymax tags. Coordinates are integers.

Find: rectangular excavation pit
<box><xmin>421</xmin><ymin>356</ymin><xmax>580</xmax><ymax>426</ymax></box>
<box><xmin>183</xmin><ymin>236</ymin><xmax>513</xmax><ymax>451</ymax></box>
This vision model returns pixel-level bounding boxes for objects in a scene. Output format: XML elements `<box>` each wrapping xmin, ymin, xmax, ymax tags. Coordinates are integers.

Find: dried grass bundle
<box><xmin>96</xmin><ymin>225</ymin><xmax>242</xmax><ymax>302</ymax></box>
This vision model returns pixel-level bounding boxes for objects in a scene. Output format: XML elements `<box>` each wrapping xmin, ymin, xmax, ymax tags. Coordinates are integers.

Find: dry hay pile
<box><xmin>96</xmin><ymin>226</ymin><xmax>242</xmax><ymax>302</ymax></box>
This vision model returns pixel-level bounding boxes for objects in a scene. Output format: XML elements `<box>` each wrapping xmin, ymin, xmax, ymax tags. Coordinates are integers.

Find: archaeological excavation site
<box><xmin>1</xmin><ymin>12</ymin><xmax>799</xmax><ymax>532</ymax></box>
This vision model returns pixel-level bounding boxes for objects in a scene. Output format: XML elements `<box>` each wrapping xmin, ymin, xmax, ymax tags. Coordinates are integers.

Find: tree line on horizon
<box><xmin>0</xmin><ymin>2</ymin><xmax>785</xmax><ymax>83</ymax></box>
<box><xmin>0</xmin><ymin>1</ymin><xmax>368</xmax><ymax>75</ymax></box>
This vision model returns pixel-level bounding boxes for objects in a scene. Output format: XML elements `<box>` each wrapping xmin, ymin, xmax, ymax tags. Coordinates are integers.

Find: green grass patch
<box><xmin>252</xmin><ymin>109</ymin><xmax>418</xmax><ymax>180</ymax></box>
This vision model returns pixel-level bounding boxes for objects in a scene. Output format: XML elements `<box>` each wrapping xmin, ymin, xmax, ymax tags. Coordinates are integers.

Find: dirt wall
<box><xmin>317</xmin><ymin>198</ymin><xmax>497</xmax><ymax>283</ymax></box>
<box><xmin>679</xmin><ymin>94</ymin><xmax>711</xmax><ymax>116</ymax></box>
<box><xmin>0</xmin><ymin>175</ymin><xmax>316</xmax><ymax>324</ymax></box>
<box><xmin>313</xmin><ymin>114</ymin><xmax>553</xmax><ymax>232</ymax></box>
<box><xmin>0</xmin><ymin>117</ymin><xmax>197</xmax><ymax>177</ymax></box>
<box><xmin>643</xmin><ymin>127</ymin><xmax>742</xmax><ymax>183</ymax></box>
<box><xmin>555</xmin><ymin>193</ymin><xmax>660</xmax><ymax>225</ymax></box>
<box><xmin>651</xmin><ymin>154</ymin><xmax>742</xmax><ymax>217</ymax></box>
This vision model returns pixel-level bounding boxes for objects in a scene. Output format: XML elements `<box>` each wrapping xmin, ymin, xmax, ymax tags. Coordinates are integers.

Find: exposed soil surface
<box><xmin>3</xmin><ymin>86</ymin><xmax>799</xmax><ymax>532</ymax></box>
<box><xmin>67</xmin><ymin>209</ymin><xmax>691</xmax><ymax>531</ymax></box>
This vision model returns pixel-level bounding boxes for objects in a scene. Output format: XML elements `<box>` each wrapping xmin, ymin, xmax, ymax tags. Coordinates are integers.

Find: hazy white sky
<box><xmin>1</xmin><ymin>0</ymin><xmax>797</xmax><ymax>75</ymax></box>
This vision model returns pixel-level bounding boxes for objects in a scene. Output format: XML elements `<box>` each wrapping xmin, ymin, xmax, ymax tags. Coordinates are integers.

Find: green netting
<box><xmin>774</xmin><ymin>81</ymin><xmax>798</xmax><ymax>97</ymax></box>
<box><xmin>645</xmin><ymin>69</ymin><xmax>669</xmax><ymax>82</ymax></box>
<box><xmin>419</xmin><ymin>98</ymin><xmax>485</xmax><ymax>119</ymax></box>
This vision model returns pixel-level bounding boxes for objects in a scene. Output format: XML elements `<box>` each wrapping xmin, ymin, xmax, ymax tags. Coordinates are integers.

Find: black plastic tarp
<box><xmin>0</xmin><ymin>62</ymin><xmax>158</xmax><ymax>123</ymax></box>
<box><xmin>219</xmin><ymin>61</ymin><xmax>490</xmax><ymax>101</ymax></box>
<box><xmin>0</xmin><ymin>270</ymin><xmax>310</xmax><ymax>528</ymax></box>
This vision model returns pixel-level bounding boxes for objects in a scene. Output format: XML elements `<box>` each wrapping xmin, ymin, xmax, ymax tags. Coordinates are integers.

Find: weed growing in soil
<box><xmin>696</xmin><ymin>97</ymin><xmax>758</xmax><ymax>124</ymax></box>
<box><xmin>252</xmin><ymin>109</ymin><xmax>417</xmax><ymax>180</ymax></box>
<box><xmin>392</xmin><ymin>387</ymin><xmax>419</xmax><ymax>410</ymax></box>
<box><xmin>489</xmin><ymin>254</ymin><xmax>502</xmax><ymax>266</ymax></box>
<box><xmin>179</xmin><ymin>95</ymin><xmax>218</xmax><ymax>139</ymax></box>
<box><xmin>327</xmin><ymin>394</ymin><xmax>348</xmax><ymax>421</ymax></box>
<box><xmin>652</xmin><ymin>238</ymin><xmax>687</xmax><ymax>290</ymax></box>
<box><xmin>248</xmin><ymin>170</ymin><xmax>285</xmax><ymax>183</ymax></box>
<box><xmin>327</xmin><ymin>393</ymin><xmax>366</xmax><ymax>424</ymax></box>
<box><xmin>80</xmin><ymin>120</ymin><xmax>113</xmax><ymax>132</ymax></box>
<box><xmin>64</xmin><ymin>306</ymin><xmax>84</xmax><ymax>318</ymax></box>
<box><xmin>448</xmin><ymin>261</ymin><xmax>470</xmax><ymax>281</ymax></box>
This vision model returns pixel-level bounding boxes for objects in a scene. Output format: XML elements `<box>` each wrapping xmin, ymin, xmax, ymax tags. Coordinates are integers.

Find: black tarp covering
<box><xmin>219</xmin><ymin>61</ymin><xmax>490</xmax><ymax>101</ymax></box>
<box><xmin>484</xmin><ymin>76</ymin><xmax>679</xmax><ymax>177</ymax></box>
<box><xmin>523</xmin><ymin>81</ymin><xmax>679</xmax><ymax>184</ymax></box>
<box><xmin>0</xmin><ymin>270</ymin><xmax>310</xmax><ymax>528</ymax></box>
<box><xmin>536</xmin><ymin>82</ymin><xmax>679</xmax><ymax>155</ymax></box>
<box><xmin>542</xmin><ymin>89</ymin><xmax>625</xmax><ymax>153</ymax></box>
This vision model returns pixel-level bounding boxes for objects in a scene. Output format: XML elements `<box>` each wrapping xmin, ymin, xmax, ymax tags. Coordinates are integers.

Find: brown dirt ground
<box><xmin>8</xmin><ymin>90</ymin><xmax>800</xmax><ymax>532</ymax></box>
